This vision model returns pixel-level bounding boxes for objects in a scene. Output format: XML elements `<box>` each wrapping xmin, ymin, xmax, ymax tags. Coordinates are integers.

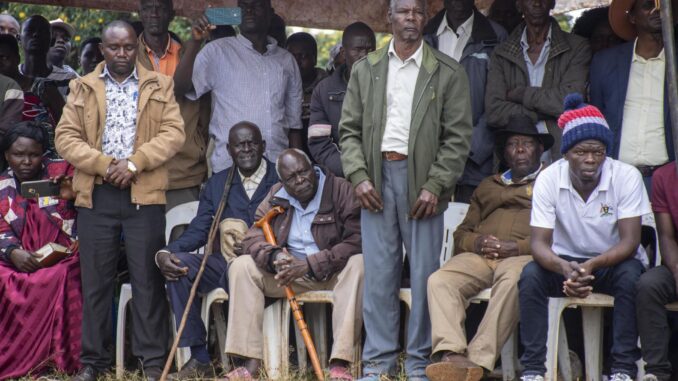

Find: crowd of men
<box><xmin>1</xmin><ymin>0</ymin><xmax>678</xmax><ymax>380</ymax></box>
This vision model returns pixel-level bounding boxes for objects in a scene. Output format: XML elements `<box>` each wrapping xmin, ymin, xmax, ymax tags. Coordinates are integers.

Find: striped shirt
<box><xmin>188</xmin><ymin>34</ymin><xmax>303</xmax><ymax>173</ymax></box>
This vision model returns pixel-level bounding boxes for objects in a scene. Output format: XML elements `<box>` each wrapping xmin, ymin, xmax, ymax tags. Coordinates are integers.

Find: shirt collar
<box><xmin>436</xmin><ymin>11</ymin><xmax>474</xmax><ymax>37</ymax></box>
<box><xmin>559</xmin><ymin>158</ymin><xmax>612</xmax><ymax>192</ymax></box>
<box><xmin>388</xmin><ymin>39</ymin><xmax>424</xmax><ymax>67</ymax></box>
<box><xmin>631</xmin><ymin>38</ymin><xmax>665</xmax><ymax>63</ymax></box>
<box><xmin>500</xmin><ymin>163</ymin><xmax>543</xmax><ymax>185</ymax></box>
<box><xmin>236</xmin><ymin>33</ymin><xmax>278</xmax><ymax>55</ymax></box>
<box><xmin>100</xmin><ymin>65</ymin><xmax>138</xmax><ymax>84</ymax></box>
<box><xmin>275</xmin><ymin>166</ymin><xmax>326</xmax><ymax>214</ymax></box>
<box><xmin>141</xmin><ymin>33</ymin><xmax>181</xmax><ymax>59</ymax></box>
<box><xmin>520</xmin><ymin>25</ymin><xmax>552</xmax><ymax>50</ymax></box>
<box><xmin>239</xmin><ymin>159</ymin><xmax>267</xmax><ymax>183</ymax></box>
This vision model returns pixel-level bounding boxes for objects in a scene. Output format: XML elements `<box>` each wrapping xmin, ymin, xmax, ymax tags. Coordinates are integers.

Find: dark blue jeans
<box><xmin>518</xmin><ymin>255</ymin><xmax>644</xmax><ymax>376</ymax></box>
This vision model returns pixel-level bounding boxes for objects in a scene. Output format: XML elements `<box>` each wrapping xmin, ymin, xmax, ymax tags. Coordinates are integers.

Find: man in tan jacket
<box><xmin>426</xmin><ymin>114</ymin><xmax>551</xmax><ymax>381</ymax></box>
<box><xmin>55</xmin><ymin>20</ymin><xmax>184</xmax><ymax>381</ymax></box>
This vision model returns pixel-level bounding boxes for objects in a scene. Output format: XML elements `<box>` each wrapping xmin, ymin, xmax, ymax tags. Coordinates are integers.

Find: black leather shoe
<box><xmin>168</xmin><ymin>358</ymin><xmax>216</xmax><ymax>380</ymax></box>
<box><xmin>143</xmin><ymin>366</ymin><xmax>163</xmax><ymax>381</ymax></box>
<box><xmin>71</xmin><ymin>366</ymin><xmax>99</xmax><ymax>381</ymax></box>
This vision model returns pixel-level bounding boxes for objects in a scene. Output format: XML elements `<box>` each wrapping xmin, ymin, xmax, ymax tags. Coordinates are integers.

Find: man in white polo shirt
<box><xmin>518</xmin><ymin>94</ymin><xmax>650</xmax><ymax>381</ymax></box>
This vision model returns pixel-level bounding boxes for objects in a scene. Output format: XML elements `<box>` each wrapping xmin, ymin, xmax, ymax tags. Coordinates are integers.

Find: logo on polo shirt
<box><xmin>600</xmin><ymin>203</ymin><xmax>613</xmax><ymax>217</ymax></box>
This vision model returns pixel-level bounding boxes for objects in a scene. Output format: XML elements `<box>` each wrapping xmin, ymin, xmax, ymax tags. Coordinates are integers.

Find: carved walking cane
<box><xmin>254</xmin><ymin>206</ymin><xmax>325</xmax><ymax>381</ymax></box>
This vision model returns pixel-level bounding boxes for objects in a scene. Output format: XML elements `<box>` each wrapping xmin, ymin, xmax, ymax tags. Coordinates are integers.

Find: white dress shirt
<box><xmin>381</xmin><ymin>40</ymin><xmax>423</xmax><ymax>155</ymax></box>
<box><xmin>436</xmin><ymin>12</ymin><xmax>474</xmax><ymax>62</ymax></box>
<box><xmin>619</xmin><ymin>39</ymin><xmax>667</xmax><ymax>167</ymax></box>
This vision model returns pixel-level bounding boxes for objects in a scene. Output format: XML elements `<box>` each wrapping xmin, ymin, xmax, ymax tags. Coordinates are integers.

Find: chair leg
<box><xmin>582</xmin><ymin>307</ymin><xmax>604</xmax><ymax>381</ymax></box>
<box><xmin>557</xmin><ymin>323</ymin><xmax>573</xmax><ymax>381</ymax></box>
<box><xmin>294</xmin><ymin>311</ymin><xmax>308</xmax><ymax>371</ymax></box>
<box><xmin>212</xmin><ymin>303</ymin><xmax>230</xmax><ymax>371</ymax></box>
<box><xmin>280</xmin><ymin>301</ymin><xmax>291</xmax><ymax>378</ymax></box>
<box><xmin>546</xmin><ymin>298</ymin><xmax>571</xmax><ymax>381</ymax></box>
<box><xmin>116</xmin><ymin>284</ymin><xmax>132</xmax><ymax>380</ymax></box>
<box><xmin>500</xmin><ymin>329</ymin><xmax>518</xmax><ymax>380</ymax></box>
<box><xmin>264</xmin><ymin>300</ymin><xmax>284</xmax><ymax>380</ymax></box>
<box><xmin>306</xmin><ymin>303</ymin><xmax>328</xmax><ymax>368</ymax></box>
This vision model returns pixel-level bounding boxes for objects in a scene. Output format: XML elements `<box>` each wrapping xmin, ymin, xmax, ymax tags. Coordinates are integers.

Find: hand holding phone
<box><xmin>21</xmin><ymin>179</ymin><xmax>61</xmax><ymax>198</ymax></box>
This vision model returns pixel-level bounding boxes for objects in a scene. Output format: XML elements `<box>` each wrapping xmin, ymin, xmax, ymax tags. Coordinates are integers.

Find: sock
<box><xmin>190</xmin><ymin>345</ymin><xmax>210</xmax><ymax>363</ymax></box>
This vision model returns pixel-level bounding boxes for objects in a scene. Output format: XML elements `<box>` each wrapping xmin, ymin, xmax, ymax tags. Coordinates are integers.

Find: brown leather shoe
<box><xmin>426</xmin><ymin>353</ymin><xmax>483</xmax><ymax>381</ymax></box>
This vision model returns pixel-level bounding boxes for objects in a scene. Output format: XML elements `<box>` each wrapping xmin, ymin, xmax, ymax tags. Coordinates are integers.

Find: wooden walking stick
<box><xmin>160</xmin><ymin>167</ymin><xmax>236</xmax><ymax>381</ymax></box>
<box><xmin>254</xmin><ymin>207</ymin><xmax>325</xmax><ymax>381</ymax></box>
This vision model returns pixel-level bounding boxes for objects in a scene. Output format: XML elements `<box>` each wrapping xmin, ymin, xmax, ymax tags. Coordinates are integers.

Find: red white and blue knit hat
<box><xmin>557</xmin><ymin>93</ymin><xmax>613</xmax><ymax>154</ymax></box>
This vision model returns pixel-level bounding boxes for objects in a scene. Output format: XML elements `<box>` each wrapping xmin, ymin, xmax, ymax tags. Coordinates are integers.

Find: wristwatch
<box><xmin>127</xmin><ymin>160</ymin><xmax>138</xmax><ymax>175</ymax></box>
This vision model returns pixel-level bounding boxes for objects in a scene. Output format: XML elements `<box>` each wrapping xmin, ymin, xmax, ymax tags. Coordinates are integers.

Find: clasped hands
<box><xmin>561</xmin><ymin>260</ymin><xmax>596</xmax><ymax>298</ymax></box>
<box><xmin>273</xmin><ymin>249</ymin><xmax>309</xmax><ymax>287</ymax></box>
<box><xmin>474</xmin><ymin>235</ymin><xmax>519</xmax><ymax>259</ymax></box>
<box><xmin>106</xmin><ymin>159</ymin><xmax>135</xmax><ymax>189</ymax></box>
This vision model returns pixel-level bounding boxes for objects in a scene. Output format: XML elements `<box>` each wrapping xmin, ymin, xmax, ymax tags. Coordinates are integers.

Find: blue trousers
<box><xmin>361</xmin><ymin>160</ymin><xmax>443</xmax><ymax>378</ymax></box>
<box><xmin>519</xmin><ymin>255</ymin><xmax>644</xmax><ymax>376</ymax></box>
<box><xmin>166</xmin><ymin>252</ymin><xmax>228</xmax><ymax>348</ymax></box>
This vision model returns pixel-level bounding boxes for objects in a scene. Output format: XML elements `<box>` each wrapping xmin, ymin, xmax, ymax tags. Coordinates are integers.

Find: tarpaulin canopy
<box><xmin>9</xmin><ymin>0</ymin><xmax>610</xmax><ymax>32</ymax></box>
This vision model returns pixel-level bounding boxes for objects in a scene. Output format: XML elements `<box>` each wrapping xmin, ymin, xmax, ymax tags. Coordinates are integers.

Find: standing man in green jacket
<box><xmin>339</xmin><ymin>0</ymin><xmax>473</xmax><ymax>379</ymax></box>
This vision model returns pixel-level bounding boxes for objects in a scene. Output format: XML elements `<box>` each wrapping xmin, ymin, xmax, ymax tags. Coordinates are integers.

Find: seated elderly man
<box><xmin>155</xmin><ymin>122</ymin><xmax>278</xmax><ymax>380</ymax></box>
<box><xmin>426</xmin><ymin>114</ymin><xmax>552</xmax><ymax>381</ymax></box>
<box><xmin>225</xmin><ymin>148</ymin><xmax>363</xmax><ymax>381</ymax></box>
<box><xmin>519</xmin><ymin>94</ymin><xmax>650</xmax><ymax>381</ymax></box>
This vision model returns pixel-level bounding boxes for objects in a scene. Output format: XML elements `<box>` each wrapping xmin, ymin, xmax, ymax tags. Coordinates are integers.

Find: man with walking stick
<box><xmin>225</xmin><ymin>148</ymin><xmax>363</xmax><ymax>381</ymax></box>
<box><xmin>156</xmin><ymin>122</ymin><xmax>278</xmax><ymax>379</ymax></box>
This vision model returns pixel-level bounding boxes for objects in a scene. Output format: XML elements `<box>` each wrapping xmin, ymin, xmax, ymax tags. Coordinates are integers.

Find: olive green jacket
<box><xmin>339</xmin><ymin>41</ymin><xmax>473</xmax><ymax>215</ymax></box>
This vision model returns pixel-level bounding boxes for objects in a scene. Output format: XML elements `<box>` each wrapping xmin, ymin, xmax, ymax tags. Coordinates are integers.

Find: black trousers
<box><xmin>77</xmin><ymin>183</ymin><xmax>169</xmax><ymax>370</ymax></box>
<box><xmin>637</xmin><ymin>265</ymin><xmax>678</xmax><ymax>381</ymax></box>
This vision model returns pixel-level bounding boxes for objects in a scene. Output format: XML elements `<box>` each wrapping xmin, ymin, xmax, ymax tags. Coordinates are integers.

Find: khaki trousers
<box><xmin>225</xmin><ymin>254</ymin><xmax>364</xmax><ymax>363</ymax></box>
<box><xmin>428</xmin><ymin>253</ymin><xmax>532</xmax><ymax>370</ymax></box>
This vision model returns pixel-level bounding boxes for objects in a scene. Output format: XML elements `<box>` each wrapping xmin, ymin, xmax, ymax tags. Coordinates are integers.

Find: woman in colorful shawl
<box><xmin>0</xmin><ymin>122</ymin><xmax>80</xmax><ymax>379</ymax></box>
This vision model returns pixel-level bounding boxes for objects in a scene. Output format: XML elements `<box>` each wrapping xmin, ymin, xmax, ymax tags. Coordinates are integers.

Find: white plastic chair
<box><xmin>280</xmin><ymin>291</ymin><xmax>363</xmax><ymax>378</ymax></box>
<box><xmin>544</xmin><ymin>217</ymin><xmax>660</xmax><ymax>381</ymax></box>
<box><xmin>440</xmin><ymin>202</ymin><xmax>470</xmax><ymax>265</ymax></box>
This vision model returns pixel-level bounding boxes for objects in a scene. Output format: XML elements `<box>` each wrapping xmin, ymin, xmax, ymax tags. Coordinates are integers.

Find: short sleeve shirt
<box><xmin>530</xmin><ymin>158</ymin><xmax>651</xmax><ymax>266</ymax></box>
<box><xmin>188</xmin><ymin>34</ymin><xmax>303</xmax><ymax>173</ymax></box>
<box><xmin>652</xmin><ymin>161</ymin><xmax>678</xmax><ymax>234</ymax></box>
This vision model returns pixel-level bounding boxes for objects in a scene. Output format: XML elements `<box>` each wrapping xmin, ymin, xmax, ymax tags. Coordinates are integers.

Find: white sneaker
<box><xmin>609</xmin><ymin>373</ymin><xmax>633</xmax><ymax>381</ymax></box>
<box><xmin>521</xmin><ymin>375</ymin><xmax>545</xmax><ymax>381</ymax></box>
<box><xmin>643</xmin><ymin>374</ymin><xmax>660</xmax><ymax>381</ymax></box>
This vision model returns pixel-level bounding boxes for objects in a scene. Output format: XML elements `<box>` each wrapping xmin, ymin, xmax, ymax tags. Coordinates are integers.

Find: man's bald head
<box><xmin>0</xmin><ymin>14</ymin><xmax>20</xmax><ymax>38</ymax></box>
<box><xmin>102</xmin><ymin>20</ymin><xmax>137</xmax><ymax>39</ymax></box>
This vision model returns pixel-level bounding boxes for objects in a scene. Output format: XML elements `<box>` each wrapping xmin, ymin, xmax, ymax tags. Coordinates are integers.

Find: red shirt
<box><xmin>651</xmin><ymin>162</ymin><xmax>678</xmax><ymax>234</ymax></box>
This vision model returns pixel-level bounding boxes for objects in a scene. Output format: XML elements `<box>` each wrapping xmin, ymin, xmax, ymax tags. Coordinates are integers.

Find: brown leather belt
<box><xmin>382</xmin><ymin>151</ymin><xmax>408</xmax><ymax>161</ymax></box>
<box><xmin>636</xmin><ymin>164</ymin><xmax>666</xmax><ymax>177</ymax></box>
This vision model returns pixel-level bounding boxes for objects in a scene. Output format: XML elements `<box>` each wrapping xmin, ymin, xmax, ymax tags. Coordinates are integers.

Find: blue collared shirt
<box><xmin>274</xmin><ymin>167</ymin><xmax>325</xmax><ymax>260</ymax></box>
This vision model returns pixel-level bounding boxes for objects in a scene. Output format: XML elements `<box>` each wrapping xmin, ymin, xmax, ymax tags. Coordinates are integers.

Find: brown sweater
<box><xmin>453</xmin><ymin>173</ymin><xmax>536</xmax><ymax>256</ymax></box>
